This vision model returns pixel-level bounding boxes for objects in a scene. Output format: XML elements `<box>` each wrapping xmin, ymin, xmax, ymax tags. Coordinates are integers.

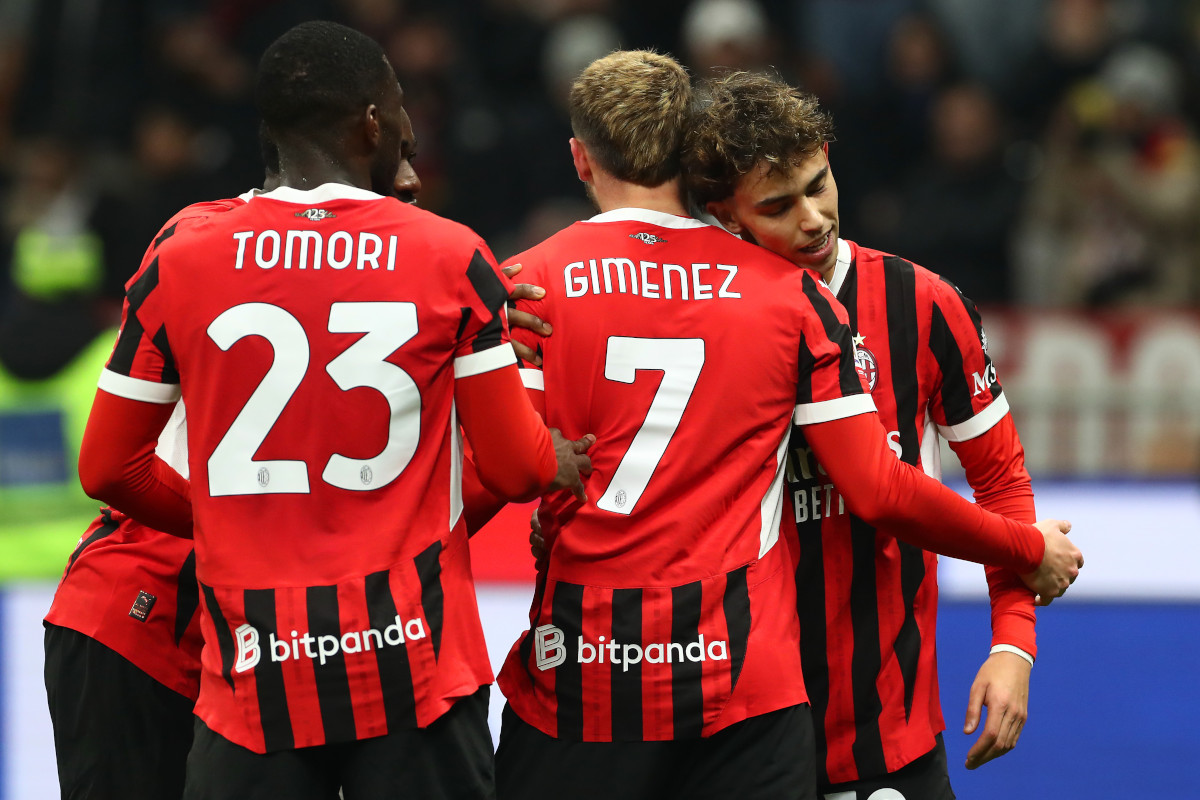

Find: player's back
<box><xmin>513</xmin><ymin>209</ymin><xmax>865</xmax><ymax>586</ymax></box>
<box><xmin>105</xmin><ymin>183</ymin><xmax>510</xmax><ymax>752</ymax></box>
<box><xmin>499</xmin><ymin>208</ymin><xmax>867</xmax><ymax>741</ymax></box>
<box><xmin>135</xmin><ymin>184</ymin><xmax>501</xmax><ymax>587</ymax></box>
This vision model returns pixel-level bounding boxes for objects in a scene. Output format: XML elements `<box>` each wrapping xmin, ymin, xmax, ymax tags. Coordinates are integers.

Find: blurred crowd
<box><xmin>1</xmin><ymin>0</ymin><xmax>1199</xmax><ymax>383</ymax></box>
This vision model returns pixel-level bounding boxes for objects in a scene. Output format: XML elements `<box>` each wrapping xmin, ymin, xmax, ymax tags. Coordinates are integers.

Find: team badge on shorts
<box><xmin>852</xmin><ymin>333</ymin><xmax>878</xmax><ymax>391</ymax></box>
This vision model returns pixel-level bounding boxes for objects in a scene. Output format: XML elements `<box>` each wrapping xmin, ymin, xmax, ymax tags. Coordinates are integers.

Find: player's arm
<box><xmin>792</xmin><ymin>272</ymin><xmax>1080</xmax><ymax>599</ymax></box>
<box><xmin>802</xmin><ymin>412</ymin><xmax>1055</xmax><ymax>573</ymax></box>
<box><xmin>928</xmin><ymin>279</ymin><xmax>1041</xmax><ymax>768</ymax></box>
<box><xmin>78</xmin><ymin>233</ymin><xmax>194</xmax><ymax>536</ymax></box>
<box><xmin>78</xmin><ymin>389</ymin><xmax>192</xmax><ymax>537</ymax></box>
<box><xmin>455</xmin><ymin>247</ymin><xmax>588</xmax><ymax>504</ymax></box>
<box><xmin>949</xmin><ymin>415</ymin><xmax>1041</xmax><ymax>769</ymax></box>
<box><xmin>459</xmin><ymin>261</ymin><xmax>562</xmax><ymax>535</ymax></box>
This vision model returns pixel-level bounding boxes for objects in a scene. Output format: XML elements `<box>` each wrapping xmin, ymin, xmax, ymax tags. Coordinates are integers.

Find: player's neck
<box><xmin>589</xmin><ymin>174</ymin><xmax>690</xmax><ymax>218</ymax></box>
<box><xmin>274</xmin><ymin>141</ymin><xmax>372</xmax><ymax>193</ymax></box>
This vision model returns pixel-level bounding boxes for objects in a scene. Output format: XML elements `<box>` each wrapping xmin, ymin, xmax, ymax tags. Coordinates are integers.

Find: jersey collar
<box><xmin>585</xmin><ymin>207</ymin><xmax>713</xmax><ymax>229</ymax></box>
<box><xmin>254</xmin><ymin>183</ymin><xmax>385</xmax><ymax>204</ymax></box>
<box><xmin>825</xmin><ymin>238</ymin><xmax>852</xmax><ymax>295</ymax></box>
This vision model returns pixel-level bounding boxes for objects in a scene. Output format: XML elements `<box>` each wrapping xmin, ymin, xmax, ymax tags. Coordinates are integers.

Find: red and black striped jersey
<box><xmin>496</xmin><ymin>208</ymin><xmax>875</xmax><ymax>741</ymax></box>
<box><xmin>45</xmin><ymin>505</ymin><xmax>203</xmax><ymax>698</ymax></box>
<box><xmin>787</xmin><ymin>239</ymin><xmax>1036</xmax><ymax>785</ymax></box>
<box><xmin>45</xmin><ymin>196</ymin><xmax>252</xmax><ymax>699</ymax></box>
<box><xmin>96</xmin><ymin>183</ymin><xmax>514</xmax><ymax>753</ymax></box>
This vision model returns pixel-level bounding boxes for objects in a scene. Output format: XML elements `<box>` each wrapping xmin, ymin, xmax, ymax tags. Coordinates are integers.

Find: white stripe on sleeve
<box><xmin>937</xmin><ymin>392</ymin><xmax>1010</xmax><ymax>442</ymax></box>
<box><xmin>97</xmin><ymin>369</ymin><xmax>181</xmax><ymax>404</ymax></box>
<box><xmin>454</xmin><ymin>344</ymin><xmax>518</xmax><ymax>378</ymax></box>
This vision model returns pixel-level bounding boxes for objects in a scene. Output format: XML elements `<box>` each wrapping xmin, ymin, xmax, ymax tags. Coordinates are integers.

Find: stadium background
<box><xmin>0</xmin><ymin>0</ymin><xmax>1198</xmax><ymax>796</ymax></box>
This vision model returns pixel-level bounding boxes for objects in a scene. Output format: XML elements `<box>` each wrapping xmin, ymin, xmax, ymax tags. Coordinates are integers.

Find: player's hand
<box><xmin>503</xmin><ymin>264</ymin><xmax>550</xmax><ymax>367</ymax></box>
<box><xmin>529</xmin><ymin>509</ymin><xmax>547</xmax><ymax>564</ymax></box>
<box><xmin>548</xmin><ymin>429</ymin><xmax>595</xmax><ymax>503</ymax></box>
<box><xmin>963</xmin><ymin>650</ymin><xmax>1031</xmax><ymax>769</ymax></box>
<box><xmin>1019</xmin><ymin>519</ymin><xmax>1082</xmax><ymax>606</ymax></box>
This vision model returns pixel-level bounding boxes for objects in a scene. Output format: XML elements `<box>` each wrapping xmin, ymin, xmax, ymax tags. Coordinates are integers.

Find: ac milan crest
<box><xmin>852</xmin><ymin>333</ymin><xmax>878</xmax><ymax>391</ymax></box>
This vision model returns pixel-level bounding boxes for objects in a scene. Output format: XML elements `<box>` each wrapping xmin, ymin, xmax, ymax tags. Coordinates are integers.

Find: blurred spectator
<box><xmin>682</xmin><ymin>0</ymin><xmax>775</xmax><ymax>76</ymax></box>
<box><xmin>838</xmin><ymin>11</ymin><xmax>963</xmax><ymax>235</ymax></box>
<box><xmin>1016</xmin><ymin>43</ymin><xmax>1200</xmax><ymax>306</ymax></box>
<box><xmin>0</xmin><ymin>137</ymin><xmax>137</xmax><ymax>380</ymax></box>
<box><xmin>1005</xmin><ymin>0</ymin><xmax>1122</xmax><ymax>137</ymax></box>
<box><xmin>793</xmin><ymin>0</ymin><xmax>914</xmax><ymax>101</ymax></box>
<box><xmin>923</xmin><ymin>0</ymin><xmax>1044</xmax><ymax>89</ymax></box>
<box><xmin>870</xmin><ymin>82</ymin><xmax>1026</xmax><ymax>304</ymax></box>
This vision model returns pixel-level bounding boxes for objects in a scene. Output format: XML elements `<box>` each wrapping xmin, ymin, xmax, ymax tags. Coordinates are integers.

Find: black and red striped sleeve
<box><xmin>792</xmin><ymin>270</ymin><xmax>876</xmax><ymax>424</ymax></box>
<box><xmin>453</xmin><ymin>241</ymin><xmax>518</xmax><ymax>376</ymax></box>
<box><xmin>927</xmin><ymin>277</ymin><xmax>1008</xmax><ymax>442</ymax></box>
<box><xmin>99</xmin><ymin>251</ymin><xmax>181</xmax><ymax>404</ymax></box>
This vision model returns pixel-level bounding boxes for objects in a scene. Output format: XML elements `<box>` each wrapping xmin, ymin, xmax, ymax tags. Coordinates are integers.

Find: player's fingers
<box><xmin>508</xmin><ymin>307</ymin><xmax>551</xmax><ymax>335</ymax></box>
<box><xmin>501</xmin><ymin>263</ymin><xmax>523</xmax><ymax>279</ymax></box>
<box><xmin>963</xmin><ymin>682</ymin><xmax>986</xmax><ymax>734</ymax></box>
<box><xmin>511</xmin><ymin>339</ymin><xmax>541</xmax><ymax>366</ymax></box>
<box><xmin>571</xmin><ymin>434</ymin><xmax>597</xmax><ymax>455</ymax></box>
<box><xmin>508</xmin><ymin>283</ymin><xmax>548</xmax><ymax>303</ymax></box>
<box><xmin>966</xmin><ymin>703</ymin><xmax>1004</xmax><ymax>770</ymax></box>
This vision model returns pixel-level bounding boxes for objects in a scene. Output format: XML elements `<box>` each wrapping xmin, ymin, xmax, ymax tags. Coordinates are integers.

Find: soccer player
<box><xmin>683</xmin><ymin>70</ymin><xmax>1054</xmax><ymax>798</ymax></box>
<box><xmin>76</xmin><ymin>20</ymin><xmax>587</xmax><ymax>800</ymax></box>
<box><xmin>43</xmin><ymin>120</ymin><xmax>541</xmax><ymax>799</ymax></box>
<box><xmin>492</xmin><ymin>51</ymin><xmax>1081</xmax><ymax>800</ymax></box>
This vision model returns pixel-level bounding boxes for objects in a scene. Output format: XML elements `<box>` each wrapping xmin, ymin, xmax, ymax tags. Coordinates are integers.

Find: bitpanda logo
<box><xmin>533</xmin><ymin>624</ymin><xmax>729</xmax><ymax>672</ymax></box>
<box><xmin>295</xmin><ymin>208</ymin><xmax>337</xmax><ymax>221</ymax></box>
<box><xmin>629</xmin><ymin>232</ymin><xmax>666</xmax><ymax>245</ymax></box>
<box><xmin>232</xmin><ymin>615</ymin><xmax>427</xmax><ymax>674</ymax></box>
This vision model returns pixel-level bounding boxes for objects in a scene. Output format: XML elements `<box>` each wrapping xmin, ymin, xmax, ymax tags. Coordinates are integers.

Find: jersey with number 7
<box><xmin>497</xmin><ymin>208</ymin><xmax>874</xmax><ymax>742</ymax></box>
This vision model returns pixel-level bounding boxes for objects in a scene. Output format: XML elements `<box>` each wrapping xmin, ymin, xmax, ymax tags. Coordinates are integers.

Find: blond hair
<box><xmin>683</xmin><ymin>71</ymin><xmax>834</xmax><ymax>206</ymax></box>
<box><xmin>568</xmin><ymin>50</ymin><xmax>692</xmax><ymax>186</ymax></box>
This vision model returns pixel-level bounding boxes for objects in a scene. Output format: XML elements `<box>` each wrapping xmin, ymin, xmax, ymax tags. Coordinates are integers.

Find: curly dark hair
<box><xmin>683</xmin><ymin>71</ymin><xmax>834</xmax><ymax>206</ymax></box>
<box><xmin>255</xmin><ymin>21</ymin><xmax>395</xmax><ymax>139</ymax></box>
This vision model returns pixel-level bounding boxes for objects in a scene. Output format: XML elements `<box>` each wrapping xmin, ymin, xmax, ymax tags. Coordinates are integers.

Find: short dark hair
<box><xmin>683</xmin><ymin>71</ymin><xmax>834</xmax><ymax>206</ymax></box>
<box><xmin>255</xmin><ymin>21</ymin><xmax>395</xmax><ymax>137</ymax></box>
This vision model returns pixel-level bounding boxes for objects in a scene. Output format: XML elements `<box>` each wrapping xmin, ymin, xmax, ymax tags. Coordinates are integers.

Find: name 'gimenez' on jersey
<box><xmin>497</xmin><ymin>208</ymin><xmax>876</xmax><ymax>742</ymax></box>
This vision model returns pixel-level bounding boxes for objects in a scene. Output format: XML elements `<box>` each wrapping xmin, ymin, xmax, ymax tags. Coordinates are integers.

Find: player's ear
<box><xmin>706</xmin><ymin>200</ymin><xmax>743</xmax><ymax>235</ymax></box>
<box><xmin>569</xmin><ymin>138</ymin><xmax>593</xmax><ymax>183</ymax></box>
<box><xmin>362</xmin><ymin>103</ymin><xmax>382</xmax><ymax>149</ymax></box>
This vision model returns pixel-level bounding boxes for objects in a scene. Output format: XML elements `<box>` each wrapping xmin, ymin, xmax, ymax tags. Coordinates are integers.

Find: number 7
<box><xmin>596</xmin><ymin>337</ymin><xmax>704</xmax><ymax>515</ymax></box>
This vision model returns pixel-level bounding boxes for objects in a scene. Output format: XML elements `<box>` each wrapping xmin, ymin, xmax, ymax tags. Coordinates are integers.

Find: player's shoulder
<box><xmin>847</xmin><ymin>239</ymin><xmax>961</xmax><ymax>300</ymax></box>
<box><xmin>376</xmin><ymin>200</ymin><xmax>491</xmax><ymax>260</ymax></box>
<box><xmin>501</xmin><ymin>222</ymin><xmax>583</xmax><ymax>270</ymax></box>
<box><xmin>157</xmin><ymin>196</ymin><xmax>249</xmax><ymax>238</ymax></box>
